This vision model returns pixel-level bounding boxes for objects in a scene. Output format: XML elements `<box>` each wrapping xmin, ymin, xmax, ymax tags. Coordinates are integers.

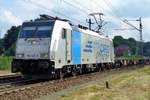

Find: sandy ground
<box><xmin>0</xmin><ymin>70</ymin><xmax>12</xmax><ymax>76</ymax></box>
<box><xmin>35</xmin><ymin>66</ymin><xmax>150</xmax><ymax>100</ymax></box>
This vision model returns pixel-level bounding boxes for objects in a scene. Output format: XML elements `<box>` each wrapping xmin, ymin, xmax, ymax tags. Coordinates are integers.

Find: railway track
<box><xmin>0</xmin><ymin>73</ymin><xmax>42</xmax><ymax>95</ymax></box>
<box><xmin>0</xmin><ymin>74</ymin><xmax>22</xmax><ymax>84</ymax></box>
<box><xmin>0</xmin><ymin>64</ymin><xmax>144</xmax><ymax>100</ymax></box>
<box><xmin>0</xmin><ymin>77</ymin><xmax>42</xmax><ymax>95</ymax></box>
<box><xmin>0</xmin><ymin>72</ymin><xmax>93</xmax><ymax>96</ymax></box>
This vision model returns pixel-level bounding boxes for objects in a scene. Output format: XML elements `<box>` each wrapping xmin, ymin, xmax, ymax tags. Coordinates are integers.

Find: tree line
<box><xmin>0</xmin><ymin>26</ymin><xmax>20</xmax><ymax>56</ymax></box>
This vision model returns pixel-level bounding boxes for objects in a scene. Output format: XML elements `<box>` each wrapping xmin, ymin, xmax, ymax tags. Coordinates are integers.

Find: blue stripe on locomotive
<box><xmin>72</xmin><ymin>31</ymin><xmax>81</xmax><ymax>64</ymax></box>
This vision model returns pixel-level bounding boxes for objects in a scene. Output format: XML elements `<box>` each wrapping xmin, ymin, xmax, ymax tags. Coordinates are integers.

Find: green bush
<box><xmin>0</xmin><ymin>56</ymin><xmax>13</xmax><ymax>70</ymax></box>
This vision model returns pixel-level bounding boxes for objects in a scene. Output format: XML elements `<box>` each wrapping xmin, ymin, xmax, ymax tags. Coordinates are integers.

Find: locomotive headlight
<box><xmin>32</xmin><ymin>40</ymin><xmax>37</xmax><ymax>45</ymax></box>
<box><xmin>16</xmin><ymin>53</ymin><xmax>24</xmax><ymax>58</ymax></box>
<box><xmin>40</xmin><ymin>53</ymin><xmax>49</xmax><ymax>58</ymax></box>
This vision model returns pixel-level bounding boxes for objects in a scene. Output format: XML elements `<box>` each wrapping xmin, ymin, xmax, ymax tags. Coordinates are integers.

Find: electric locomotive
<box><xmin>12</xmin><ymin>15</ymin><xmax>114</xmax><ymax>79</ymax></box>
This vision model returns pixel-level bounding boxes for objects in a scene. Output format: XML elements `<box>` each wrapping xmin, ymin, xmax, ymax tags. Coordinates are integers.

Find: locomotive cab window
<box><xmin>62</xmin><ymin>28</ymin><xmax>67</xmax><ymax>39</ymax></box>
<box><xmin>19</xmin><ymin>21</ymin><xmax>55</xmax><ymax>38</ymax></box>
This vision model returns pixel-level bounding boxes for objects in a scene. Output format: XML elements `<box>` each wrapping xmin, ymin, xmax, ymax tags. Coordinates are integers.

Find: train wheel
<box><xmin>100</xmin><ymin>64</ymin><xmax>104</xmax><ymax>71</ymax></box>
<box><xmin>72</xmin><ymin>71</ymin><xmax>77</xmax><ymax>77</ymax></box>
<box><xmin>106</xmin><ymin>63</ymin><xmax>110</xmax><ymax>70</ymax></box>
<box><xmin>82</xmin><ymin>65</ymin><xmax>87</xmax><ymax>74</ymax></box>
<box><xmin>72</xmin><ymin>66</ymin><xmax>77</xmax><ymax>77</ymax></box>
<box><xmin>79</xmin><ymin>65</ymin><xmax>83</xmax><ymax>74</ymax></box>
<box><xmin>54</xmin><ymin>69</ymin><xmax>60</xmax><ymax>79</ymax></box>
<box><xmin>59</xmin><ymin>69</ymin><xmax>64</xmax><ymax>80</ymax></box>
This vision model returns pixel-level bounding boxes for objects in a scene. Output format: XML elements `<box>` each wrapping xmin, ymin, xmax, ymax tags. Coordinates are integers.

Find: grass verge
<box><xmin>0</xmin><ymin>56</ymin><xmax>13</xmax><ymax>70</ymax></box>
<box><xmin>59</xmin><ymin>66</ymin><xmax>150</xmax><ymax>100</ymax></box>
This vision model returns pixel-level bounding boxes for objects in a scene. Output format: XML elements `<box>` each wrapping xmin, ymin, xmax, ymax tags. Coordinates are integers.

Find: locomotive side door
<box><xmin>66</xmin><ymin>29</ymin><xmax>72</xmax><ymax>63</ymax></box>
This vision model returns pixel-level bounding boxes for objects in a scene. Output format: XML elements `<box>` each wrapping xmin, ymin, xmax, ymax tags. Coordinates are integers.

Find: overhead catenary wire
<box><xmin>103</xmin><ymin>0</ymin><xmax>122</xmax><ymax>18</ymax></box>
<box><xmin>72</xmin><ymin>0</ymin><xmax>93</xmax><ymax>12</ymax></box>
<box><xmin>101</xmin><ymin>0</ymin><xmax>141</xmax><ymax>38</ymax></box>
<box><xmin>92</xmin><ymin>0</ymin><xmax>127</xmax><ymax>26</ymax></box>
<box><xmin>23</xmin><ymin>0</ymin><xmax>86</xmax><ymax>25</ymax></box>
<box><xmin>103</xmin><ymin>1</ymin><xmax>141</xmax><ymax>31</ymax></box>
<box><xmin>92</xmin><ymin>0</ymin><xmax>107</xmax><ymax>14</ymax></box>
<box><xmin>62</xmin><ymin>0</ymin><xmax>89</xmax><ymax>15</ymax></box>
<box><xmin>102</xmin><ymin>0</ymin><xmax>140</xmax><ymax>32</ymax></box>
<box><xmin>64</xmin><ymin>0</ymin><xmax>111</xmax><ymax>32</ymax></box>
<box><xmin>102</xmin><ymin>0</ymin><xmax>143</xmax><ymax>56</ymax></box>
<box><xmin>22</xmin><ymin>0</ymin><xmax>132</xmax><ymax>34</ymax></box>
<box><xmin>101</xmin><ymin>0</ymin><xmax>124</xmax><ymax>22</ymax></box>
<box><xmin>61</xmin><ymin>0</ymin><xmax>91</xmax><ymax>24</ymax></box>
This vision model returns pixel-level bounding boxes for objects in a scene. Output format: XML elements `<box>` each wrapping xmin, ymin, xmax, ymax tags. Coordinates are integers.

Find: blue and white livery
<box><xmin>12</xmin><ymin>16</ymin><xmax>114</xmax><ymax>78</ymax></box>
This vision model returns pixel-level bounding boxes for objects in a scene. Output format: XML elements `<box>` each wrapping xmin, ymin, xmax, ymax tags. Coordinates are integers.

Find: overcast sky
<box><xmin>0</xmin><ymin>0</ymin><xmax>150</xmax><ymax>41</ymax></box>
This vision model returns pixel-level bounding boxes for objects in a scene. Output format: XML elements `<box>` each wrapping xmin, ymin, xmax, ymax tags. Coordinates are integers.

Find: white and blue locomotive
<box><xmin>12</xmin><ymin>15</ymin><xmax>114</xmax><ymax>78</ymax></box>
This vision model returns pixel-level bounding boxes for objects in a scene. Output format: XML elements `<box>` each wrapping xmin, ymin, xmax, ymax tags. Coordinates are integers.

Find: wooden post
<box><xmin>106</xmin><ymin>81</ymin><xmax>109</xmax><ymax>89</ymax></box>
